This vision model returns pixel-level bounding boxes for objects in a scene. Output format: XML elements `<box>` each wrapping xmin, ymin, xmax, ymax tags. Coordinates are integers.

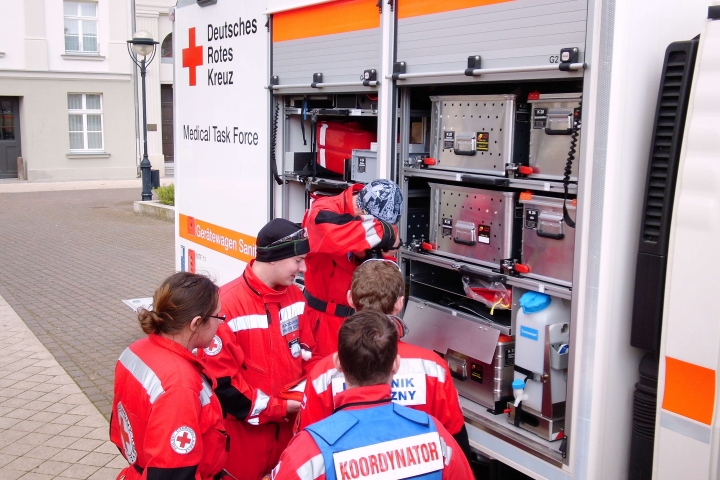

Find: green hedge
<box><xmin>154</xmin><ymin>183</ymin><xmax>174</xmax><ymax>206</ymax></box>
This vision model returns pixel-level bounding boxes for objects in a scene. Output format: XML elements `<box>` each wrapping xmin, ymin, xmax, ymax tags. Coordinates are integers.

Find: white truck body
<box><xmin>173</xmin><ymin>1</ymin><xmax>718</xmax><ymax>478</ymax></box>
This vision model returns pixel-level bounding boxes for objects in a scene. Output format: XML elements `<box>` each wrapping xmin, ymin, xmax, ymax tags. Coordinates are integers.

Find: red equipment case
<box><xmin>316</xmin><ymin>121</ymin><xmax>376</xmax><ymax>175</ymax></box>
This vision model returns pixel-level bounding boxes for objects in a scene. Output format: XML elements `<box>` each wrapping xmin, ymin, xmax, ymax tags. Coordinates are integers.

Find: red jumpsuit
<box><xmin>267</xmin><ymin>385</ymin><xmax>474</xmax><ymax>480</ymax></box>
<box><xmin>197</xmin><ymin>262</ymin><xmax>318</xmax><ymax>480</ymax></box>
<box><xmin>296</xmin><ymin>341</ymin><xmax>466</xmax><ymax>437</ymax></box>
<box><xmin>110</xmin><ymin>335</ymin><xmax>227</xmax><ymax>480</ymax></box>
<box><xmin>302</xmin><ymin>184</ymin><xmax>396</xmax><ymax>357</ymax></box>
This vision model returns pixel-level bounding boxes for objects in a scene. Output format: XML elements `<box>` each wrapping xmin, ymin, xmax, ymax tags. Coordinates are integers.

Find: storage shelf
<box><xmin>285</xmin><ymin>107</ymin><xmax>378</xmax><ymax>117</ymax></box>
<box><xmin>461</xmin><ymin>397</ymin><xmax>566</xmax><ymax>467</ymax></box>
<box><xmin>402</xmin><ymin>167</ymin><xmax>578</xmax><ymax>195</ymax></box>
<box><xmin>400</xmin><ymin>248</ymin><xmax>572</xmax><ymax>300</ymax></box>
<box><xmin>282</xmin><ymin>173</ymin><xmax>352</xmax><ymax>190</ymax></box>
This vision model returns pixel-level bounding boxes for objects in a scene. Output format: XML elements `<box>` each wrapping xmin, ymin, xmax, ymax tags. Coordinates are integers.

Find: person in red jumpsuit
<box><xmin>296</xmin><ymin>260</ymin><xmax>471</xmax><ymax>459</ymax></box>
<box><xmin>302</xmin><ymin>179</ymin><xmax>403</xmax><ymax>357</ymax></box>
<box><xmin>266</xmin><ymin>311</ymin><xmax>474</xmax><ymax>480</ymax></box>
<box><xmin>197</xmin><ymin>218</ymin><xmax>318</xmax><ymax>480</ymax></box>
<box><xmin>110</xmin><ymin>272</ymin><xmax>228</xmax><ymax>480</ymax></box>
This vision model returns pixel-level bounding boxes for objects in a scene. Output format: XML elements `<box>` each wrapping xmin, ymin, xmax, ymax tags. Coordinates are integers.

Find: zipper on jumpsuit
<box><xmin>263</xmin><ymin>303</ymin><xmax>280</xmax><ymax>441</ymax></box>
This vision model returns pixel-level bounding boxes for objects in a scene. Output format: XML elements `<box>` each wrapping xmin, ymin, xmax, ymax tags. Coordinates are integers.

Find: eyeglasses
<box><xmin>207</xmin><ymin>314</ymin><xmax>226</xmax><ymax>322</ymax></box>
<box><xmin>267</xmin><ymin>228</ymin><xmax>308</xmax><ymax>247</ymax></box>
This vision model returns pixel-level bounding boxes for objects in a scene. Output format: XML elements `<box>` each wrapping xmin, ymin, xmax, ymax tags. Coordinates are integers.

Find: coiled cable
<box><xmin>270</xmin><ymin>100</ymin><xmax>282</xmax><ymax>185</ymax></box>
<box><xmin>563</xmin><ymin>99</ymin><xmax>581</xmax><ymax>228</ymax></box>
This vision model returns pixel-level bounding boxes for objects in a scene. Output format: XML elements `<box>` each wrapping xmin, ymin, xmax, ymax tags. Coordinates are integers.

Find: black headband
<box><xmin>255</xmin><ymin>238</ymin><xmax>310</xmax><ymax>262</ymax></box>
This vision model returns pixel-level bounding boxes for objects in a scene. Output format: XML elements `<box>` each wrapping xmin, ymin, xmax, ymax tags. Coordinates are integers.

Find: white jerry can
<box><xmin>514</xmin><ymin>292</ymin><xmax>571</xmax><ymax>412</ymax></box>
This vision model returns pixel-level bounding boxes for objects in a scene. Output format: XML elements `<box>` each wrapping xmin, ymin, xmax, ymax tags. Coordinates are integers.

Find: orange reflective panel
<box><xmin>397</xmin><ymin>0</ymin><xmax>514</xmax><ymax>19</ymax></box>
<box><xmin>662</xmin><ymin>356</ymin><xmax>716</xmax><ymax>425</ymax></box>
<box><xmin>273</xmin><ymin>0</ymin><xmax>380</xmax><ymax>43</ymax></box>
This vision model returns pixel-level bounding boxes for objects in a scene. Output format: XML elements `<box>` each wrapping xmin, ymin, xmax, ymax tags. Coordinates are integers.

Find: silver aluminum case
<box><xmin>528</xmin><ymin>93</ymin><xmax>582</xmax><ymax>181</ymax></box>
<box><xmin>429</xmin><ymin>95</ymin><xmax>517</xmax><ymax>176</ymax></box>
<box><xmin>403</xmin><ymin>297</ymin><xmax>514</xmax><ymax>409</ymax></box>
<box><xmin>445</xmin><ymin>341</ymin><xmax>515</xmax><ymax>410</ymax></box>
<box><xmin>519</xmin><ymin>195</ymin><xmax>576</xmax><ymax>286</ymax></box>
<box><xmin>429</xmin><ymin>183</ymin><xmax>516</xmax><ymax>269</ymax></box>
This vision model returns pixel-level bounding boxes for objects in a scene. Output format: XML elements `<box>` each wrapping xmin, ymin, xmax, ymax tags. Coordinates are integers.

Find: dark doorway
<box><xmin>0</xmin><ymin>97</ymin><xmax>20</xmax><ymax>179</ymax></box>
<box><xmin>161</xmin><ymin>85</ymin><xmax>174</xmax><ymax>167</ymax></box>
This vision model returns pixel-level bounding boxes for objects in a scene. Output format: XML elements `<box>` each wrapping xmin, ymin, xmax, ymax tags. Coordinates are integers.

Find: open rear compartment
<box><xmin>275</xmin><ymin>92</ymin><xmax>380</xmax><ymax>223</ymax></box>
<box><xmin>397</xmin><ymin>80</ymin><xmax>581</xmax><ymax>467</ymax></box>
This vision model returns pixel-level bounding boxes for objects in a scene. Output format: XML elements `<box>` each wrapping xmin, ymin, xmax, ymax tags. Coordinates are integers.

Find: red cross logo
<box><xmin>177</xmin><ymin>432</ymin><xmax>192</xmax><ymax>448</ymax></box>
<box><xmin>204</xmin><ymin>335</ymin><xmax>222</xmax><ymax>356</ymax></box>
<box><xmin>171</xmin><ymin>426</ymin><xmax>196</xmax><ymax>454</ymax></box>
<box><xmin>182</xmin><ymin>28</ymin><xmax>203</xmax><ymax>86</ymax></box>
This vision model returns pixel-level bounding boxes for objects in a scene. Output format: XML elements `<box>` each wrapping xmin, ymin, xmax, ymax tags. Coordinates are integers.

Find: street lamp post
<box><xmin>127</xmin><ymin>31</ymin><xmax>159</xmax><ymax>201</ymax></box>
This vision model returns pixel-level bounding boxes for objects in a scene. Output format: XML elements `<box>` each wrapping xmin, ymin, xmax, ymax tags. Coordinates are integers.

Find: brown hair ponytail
<box><xmin>138</xmin><ymin>272</ymin><xmax>219</xmax><ymax>335</ymax></box>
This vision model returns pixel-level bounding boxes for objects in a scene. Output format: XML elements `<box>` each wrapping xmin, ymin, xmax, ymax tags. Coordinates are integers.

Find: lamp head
<box><xmin>129</xmin><ymin>31</ymin><xmax>157</xmax><ymax>57</ymax></box>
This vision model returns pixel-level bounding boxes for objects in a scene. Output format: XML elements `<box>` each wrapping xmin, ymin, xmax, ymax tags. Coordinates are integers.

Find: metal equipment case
<box><xmin>527</xmin><ymin>93</ymin><xmax>583</xmax><ymax>181</ymax></box>
<box><xmin>404</xmin><ymin>297</ymin><xmax>515</xmax><ymax>411</ymax></box>
<box><xmin>428</xmin><ymin>95</ymin><xmax>530</xmax><ymax>176</ymax></box>
<box><xmin>429</xmin><ymin>183</ymin><xmax>519</xmax><ymax>269</ymax></box>
<box><xmin>518</xmin><ymin>195</ymin><xmax>576</xmax><ymax>286</ymax></box>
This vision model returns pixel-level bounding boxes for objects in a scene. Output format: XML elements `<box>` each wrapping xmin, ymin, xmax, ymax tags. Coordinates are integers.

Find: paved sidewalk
<box><xmin>0</xmin><ymin>188</ymin><xmax>175</xmax><ymax>419</ymax></box>
<box><xmin>0</xmin><ymin>294</ymin><xmax>125</xmax><ymax>479</ymax></box>
<box><xmin>0</xmin><ymin>178</ymin><xmax>172</xmax><ymax>194</ymax></box>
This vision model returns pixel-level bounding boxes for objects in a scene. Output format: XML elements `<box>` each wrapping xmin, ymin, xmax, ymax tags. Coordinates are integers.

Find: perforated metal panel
<box><xmin>396</xmin><ymin>0</ymin><xmax>588</xmax><ymax>81</ymax></box>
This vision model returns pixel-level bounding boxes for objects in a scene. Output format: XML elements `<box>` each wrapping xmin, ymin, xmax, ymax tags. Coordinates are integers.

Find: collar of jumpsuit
<box><xmin>243</xmin><ymin>259</ymin><xmax>290</xmax><ymax>299</ymax></box>
<box><xmin>333</xmin><ymin>384</ymin><xmax>392</xmax><ymax>412</ymax></box>
<box><xmin>148</xmin><ymin>333</ymin><xmax>217</xmax><ymax>389</ymax></box>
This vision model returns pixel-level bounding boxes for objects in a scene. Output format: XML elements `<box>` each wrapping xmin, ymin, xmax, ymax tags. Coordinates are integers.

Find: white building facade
<box><xmin>0</xmin><ymin>0</ymin><xmax>137</xmax><ymax>181</ymax></box>
<box><xmin>134</xmin><ymin>0</ymin><xmax>176</xmax><ymax>178</ymax></box>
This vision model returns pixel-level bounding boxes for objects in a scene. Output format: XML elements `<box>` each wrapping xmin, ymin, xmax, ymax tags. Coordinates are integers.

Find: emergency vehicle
<box><xmin>172</xmin><ymin>0</ymin><xmax>720</xmax><ymax>478</ymax></box>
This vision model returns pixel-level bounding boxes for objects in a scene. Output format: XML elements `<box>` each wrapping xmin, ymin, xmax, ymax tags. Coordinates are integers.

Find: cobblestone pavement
<box><xmin>0</xmin><ymin>187</ymin><xmax>175</xmax><ymax>420</ymax></box>
<box><xmin>0</xmin><ymin>294</ymin><xmax>125</xmax><ymax>479</ymax></box>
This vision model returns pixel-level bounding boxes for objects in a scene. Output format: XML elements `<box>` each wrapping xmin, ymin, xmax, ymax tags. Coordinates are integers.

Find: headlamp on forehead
<box><xmin>255</xmin><ymin>219</ymin><xmax>310</xmax><ymax>263</ymax></box>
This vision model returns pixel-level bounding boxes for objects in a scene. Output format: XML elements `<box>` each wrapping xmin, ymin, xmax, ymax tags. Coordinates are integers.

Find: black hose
<box><xmin>563</xmin><ymin>100</ymin><xmax>581</xmax><ymax>228</ymax></box>
<box><xmin>301</xmin><ymin>98</ymin><xmax>307</xmax><ymax>146</ymax></box>
<box><xmin>311</xmin><ymin>113</ymin><xmax>318</xmax><ymax>178</ymax></box>
<box><xmin>270</xmin><ymin>100</ymin><xmax>282</xmax><ymax>185</ymax></box>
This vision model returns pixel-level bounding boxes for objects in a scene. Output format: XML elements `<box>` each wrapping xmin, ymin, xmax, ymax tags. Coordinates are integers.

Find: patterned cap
<box><xmin>356</xmin><ymin>180</ymin><xmax>403</xmax><ymax>225</ymax></box>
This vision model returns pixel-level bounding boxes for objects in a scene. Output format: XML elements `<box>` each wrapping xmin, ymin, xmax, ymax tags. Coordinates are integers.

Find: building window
<box><xmin>161</xmin><ymin>33</ymin><xmax>173</xmax><ymax>63</ymax></box>
<box><xmin>64</xmin><ymin>1</ymin><xmax>98</xmax><ymax>53</ymax></box>
<box><xmin>68</xmin><ymin>94</ymin><xmax>103</xmax><ymax>151</ymax></box>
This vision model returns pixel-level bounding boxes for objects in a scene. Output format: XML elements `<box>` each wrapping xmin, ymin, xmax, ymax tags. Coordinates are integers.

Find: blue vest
<box><xmin>306</xmin><ymin>402</ymin><xmax>444</xmax><ymax>480</ymax></box>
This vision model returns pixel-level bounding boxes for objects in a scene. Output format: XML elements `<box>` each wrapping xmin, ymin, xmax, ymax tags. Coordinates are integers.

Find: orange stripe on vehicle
<box><xmin>398</xmin><ymin>0</ymin><xmax>514</xmax><ymax>19</ymax></box>
<box><xmin>662</xmin><ymin>357</ymin><xmax>716</xmax><ymax>425</ymax></box>
<box><xmin>273</xmin><ymin>0</ymin><xmax>379</xmax><ymax>43</ymax></box>
<box><xmin>179</xmin><ymin>214</ymin><xmax>257</xmax><ymax>263</ymax></box>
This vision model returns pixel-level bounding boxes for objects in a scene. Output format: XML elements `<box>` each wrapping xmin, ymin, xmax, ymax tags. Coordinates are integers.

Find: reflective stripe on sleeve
<box><xmin>279</xmin><ymin>302</ymin><xmax>305</xmax><ymax>322</ymax></box>
<box><xmin>247</xmin><ymin>389</ymin><xmax>271</xmax><ymax>424</ymax></box>
<box><xmin>397</xmin><ymin>358</ymin><xmax>447</xmax><ymax>383</ymax></box>
<box><xmin>440</xmin><ymin>437</ymin><xmax>453</xmax><ymax>466</ymax></box>
<box><xmin>199</xmin><ymin>377</ymin><xmax>213</xmax><ymax>407</ymax></box>
<box><xmin>311</xmin><ymin>368</ymin><xmax>339</xmax><ymax>394</ymax></box>
<box><xmin>227</xmin><ymin>314</ymin><xmax>269</xmax><ymax>332</ymax></box>
<box><xmin>296</xmin><ymin>454</ymin><xmax>325</xmax><ymax>480</ymax></box>
<box><xmin>362</xmin><ymin>215</ymin><xmax>381</xmax><ymax>247</ymax></box>
<box><xmin>119</xmin><ymin>348</ymin><xmax>165</xmax><ymax>403</ymax></box>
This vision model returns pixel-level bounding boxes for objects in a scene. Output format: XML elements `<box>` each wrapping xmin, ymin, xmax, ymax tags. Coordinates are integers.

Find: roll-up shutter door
<box><xmin>395</xmin><ymin>0</ymin><xmax>588</xmax><ymax>82</ymax></box>
<box><xmin>272</xmin><ymin>0</ymin><xmax>382</xmax><ymax>90</ymax></box>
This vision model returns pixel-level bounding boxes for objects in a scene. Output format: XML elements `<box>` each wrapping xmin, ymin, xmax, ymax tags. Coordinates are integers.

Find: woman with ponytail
<box><xmin>110</xmin><ymin>272</ymin><xmax>230</xmax><ymax>480</ymax></box>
